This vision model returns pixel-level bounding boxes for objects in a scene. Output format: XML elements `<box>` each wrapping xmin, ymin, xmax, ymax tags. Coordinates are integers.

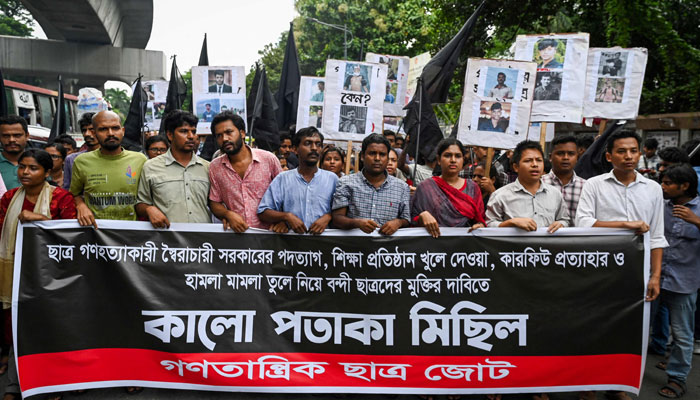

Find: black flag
<box><xmin>421</xmin><ymin>1</ymin><xmax>485</xmax><ymax>104</ymax></box>
<box><xmin>402</xmin><ymin>78</ymin><xmax>443</xmax><ymax>164</ymax></box>
<box><xmin>198</xmin><ymin>34</ymin><xmax>209</xmax><ymax>66</ymax></box>
<box><xmin>122</xmin><ymin>76</ymin><xmax>148</xmax><ymax>151</ymax></box>
<box><xmin>49</xmin><ymin>75</ymin><xmax>66</xmax><ymax>142</ymax></box>
<box><xmin>250</xmin><ymin>68</ymin><xmax>280</xmax><ymax>152</ymax></box>
<box><xmin>574</xmin><ymin>121</ymin><xmax>622</xmax><ymax>179</ymax></box>
<box><xmin>247</xmin><ymin>63</ymin><xmax>261</xmax><ymax>128</ymax></box>
<box><xmin>0</xmin><ymin>67</ymin><xmax>7</xmax><ymax>117</ymax></box>
<box><xmin>275</xmin><ymin>22</ymin><xmax>300</xmax><ymax>130</ymax></box>
<box><xmin>159</xmin><ymin>56</ymin><xmax>187</xmax><ymax>135</ymax></box>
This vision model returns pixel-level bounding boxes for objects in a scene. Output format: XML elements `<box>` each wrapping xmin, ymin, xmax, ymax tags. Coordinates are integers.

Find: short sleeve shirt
<box><xmin>486</xmin><ymin>179</ymin><xmax>570</xmax><ymax>228</ymax></box>
<box><xmin>332</xmin><ymin>171</ymin><xmax>410</xmax><ymax>226</ymax></box>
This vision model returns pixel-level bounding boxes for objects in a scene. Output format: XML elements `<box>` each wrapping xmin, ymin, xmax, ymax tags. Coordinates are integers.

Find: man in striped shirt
<box><xmin>542</xmin><ymin>135</ymin><xmax>586</xmax><ymax>226</ymax></box>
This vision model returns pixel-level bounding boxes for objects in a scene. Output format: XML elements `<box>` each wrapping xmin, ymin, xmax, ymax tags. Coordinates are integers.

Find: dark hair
<box><xmin>551</xmin><ymin>135</ymin><xmax>577</xmax><ymax>149</ymax></box>
<box><xmin>661</xmin><ymin>164</ymin><xmax>698</xmax><ymax>197</ymax></box>
<box><xmin>163</xmin><ymin>110</ymin><xmax>198</xmax><ymax>134</ymax></box>
<box><xmin>512</xmin><ymin>140</ymin><xmax>544</xmax><ymax>164</ymax></box>
<box><xmin>43</xmin><ymin>142</ymin><xmax>67</xmax><ymax>159</ymax></box>
<box><xmin>475</xmin><ymin>162</ymin><xmax>500</xmax><ymax>188</ymax></box>
<box><xmin>210</xmin><ymin>111</ymin><xmax>245</xmax><ymax>135</ymax></box>
<box><xmin>643</xmin><ymin>138</ymin><xmax>659</xmax><ymax>150</ymax></box>
<box><xmin>321</xmin><ymin>145</ymin><xmax>345</xmax><ymax>165</ymax></box>
<box><xmin>537</xmin><ymin>38</ymin><xmax>558</xmax><ymax>50</ymax></box>
<box><xmin>658</xmin><ymin>146</ymin><xmax>690</xmax><ymax>164</ymax></box>
<box><xmin>293</xmin><ymin>126</ymin><xmax>324</xmax><ymax>147</ymax></box>
<box><xmin>145</xmin><ymin>135</ymin><xmax>169</xmax><ymax>150</ymax></box>
<box><xmin>497</xmin><ymin>72</ymin><xmax>506</xmax><ymax>78</ymax></box>
<box><xmin>383</xmin><ymin>130</ymin><xmax>396</xmax><ymax>138</ymax></box>
<box><xmin>54</xmin><ymin>134</ymin><xmax>77</xmax><ymax>149</ymax></box>
<box><xmin>78</xmin><ymin>112</ymin><xmax>95</xmax><ymax>132</ymax></box>
<box><xmin>280</xmin><ymin>133</ymin><xmax>293</xmax><ymax>144</ymax></box>
<box><xmin>490</xmin><ymin>102</ymin><xmax>502</xmax><ymax>111</ymax></box>
<box><xmin>435</xmin><ymin>138</ymin><xmax>466</xmax><ymax>158</ymax></box>
<box><xmin>681</xmin><ymin>139</ymin><xmax>700</xmax><ymax>167</ymax></box>
<box><xmin>0</xmin><ymin>115</ymin><xmax>29</xmax><ymax>135</ymax></box>
<box><xmin>361</xmin><ymin>133</ymin><xmax>391</xmax><ymax>155</ymax></box>
<box><xmin>576</xmin><ymin>134</ymin><xmax>595</xmax><ymax>149</ymax></box>
<box><xmin>213</xmin><ymin>70</ymin><xmax>224</xmax><ymax>76</ymax></box>
<box><xmin>18</xmin><ymin>149</ymin><xmax>53</xmax><ymax>172</ymax></box>
<box><xmin>605</xmin><ymin>130</ymin><xmax>640</xmax><ymax>153</ymax></box>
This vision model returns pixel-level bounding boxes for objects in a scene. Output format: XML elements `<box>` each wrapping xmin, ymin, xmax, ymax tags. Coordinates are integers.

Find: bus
<box><xmin>3</xmin><ymin>79</ymin><xmax>82</xmax><ymax>146</ymax></box>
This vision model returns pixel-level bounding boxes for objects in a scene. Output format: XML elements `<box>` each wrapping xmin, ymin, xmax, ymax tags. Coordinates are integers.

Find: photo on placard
<box><xmin>385</xmin><ymin>82</ymin><xmax>398</xmax><ymax>104</ymax></box>
<box><xmin>153</xmin><ymin>102</ymin><xmax>166</xmax><ymax>119</ymax></box>
<box><xmin>595</xmin><ymin>78</ymin><xmax>625</xmax><ymax>103</ymax></box>
<box><xmin>343</xmin><ymin>63</ymin><xmax>372</xmax><ymax>93</ymax></box>
<box><xmin>477</xmin><ymin>101</ymin><xmax>511</xmax><ymax>133</ymax></box>
<box><xmin>338</xmin><ymin>105</ymin><xmax>367</xmax><ymax>134</ymax></box>
<box><xmin>378</xmin><ymin>56</ymin><xmax>399</xmax><ymax>80</ymax></box>
<box><xmin>143</xmin><ymin>83</ymin><xmax>155</xmax><ymax>101</ymax></box>
<box><xmin>309</xmin><ymin>105</ymin><xmax>323</xmax><ymax>128</ymax></box>
<box><xmin>196</xmin><ymin>99</ymin><xmax>221</xmax><ymax>121</ymax></box>
<box><xmin>145</xmin><ymin>104</ymin><xmax>154</xmax><ymax>123</ymax></box>
<box><xmin>220</xmin><ymin>98</ymin><xmax>246</xmax><ymax>118</ymax></box>
<box><xmin>598</xmin><ymin>51</ymin><xmax>628</xmax><ymax>77</ymax></box>
<box><xmin>207</xmin><ymin>69</ymin><xmax>234</xmax><ymax>93</ymax></box>
<box><xmin>534</xmin><ymin>72</ymin><xmax>563</xmax><ymax>101</ymax></box>
<box><xmin>310</xmin><ymin>79</ymin><xmax>325</xmax><ymax>102</ymax></box>
<box><xmin>483</xmin><ymin>67</ymin><xmax>518</xmax><ymax>99</ymax></box>
<box><xmin>533</xmin><ymin>38</ymin><xmax>567</xmax><ymax>70</ymax></box>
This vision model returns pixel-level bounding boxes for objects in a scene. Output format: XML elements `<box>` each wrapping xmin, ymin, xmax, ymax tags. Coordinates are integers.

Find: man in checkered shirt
<box><xmin>332</xmin><ymin>134</ymin><xmax>410</xmax><ymax>235</ymax></box>
<box><xmin>542</xmin><ymin>135</ymin><xmax>586</xmax><ymax>226</ymax></box>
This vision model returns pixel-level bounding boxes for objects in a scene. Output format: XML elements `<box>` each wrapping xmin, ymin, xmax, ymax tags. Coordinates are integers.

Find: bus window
<box><xmin>36</xmin><ymin>95</ymin><xmax>53</xmax><ymax>128</ymax></box>
<box><xmin>4</xmin><ymin>89</ymin><xmax>14</xmax><ymax>115</ymax></box>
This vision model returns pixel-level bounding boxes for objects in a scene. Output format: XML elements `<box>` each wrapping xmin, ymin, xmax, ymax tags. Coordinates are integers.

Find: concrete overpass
<box><xmin>0</xmin><ymin>0</ymin><xmax>166</xmax><ymax>91</ymax></box>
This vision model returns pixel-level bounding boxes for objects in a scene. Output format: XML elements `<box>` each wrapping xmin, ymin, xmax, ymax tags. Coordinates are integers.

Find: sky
<box><xmin>32</xmin><ymin>0</ymin><xmax>298</xmax><ymax>94</ymax></box>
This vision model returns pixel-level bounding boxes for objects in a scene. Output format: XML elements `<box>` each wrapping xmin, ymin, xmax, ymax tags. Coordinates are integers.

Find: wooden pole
<box><xmin>354</xmin><ymin>148</ymin><xmax>360</xmax><ymax>173</ymax></box>
<box><xmin>484</xmin><ymin>148</ymin><xmax>495</xmax><ymax>179</ymax></box>
<box><xmin>344</xmin><ymin>140</ymin><xmax>352</xmax><ymax>175</ymax></box>
<box><xmin>539</xmin><ymin>122</ymin><xmax>547</xmax><ymax>149</ymax></box>
<box><xmin>597</xmin><ymin>119</ymin><xmax>607</xmax><ymax>137</ymax></box>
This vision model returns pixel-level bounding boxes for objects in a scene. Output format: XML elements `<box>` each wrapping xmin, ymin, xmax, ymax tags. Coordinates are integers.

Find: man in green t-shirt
<box><xmin>71</xmin><ymin>110</ymin><xmax>147</xmax><ymax>227</ymax></box>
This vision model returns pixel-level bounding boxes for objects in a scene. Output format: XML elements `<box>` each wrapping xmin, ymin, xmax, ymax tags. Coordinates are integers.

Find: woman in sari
<box><xmin>0</xmin><ymin>149</ymin><xmax>76</xmax><ymax>400</ymax></box>
<box><xmin>411</xmin><ymin>138</ymin><xmax>485</xmax><ymax>237</ymax></box>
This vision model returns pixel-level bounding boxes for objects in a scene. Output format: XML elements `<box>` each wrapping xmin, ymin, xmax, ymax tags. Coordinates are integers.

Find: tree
<box><xmin>0</xmin><ymin>0</ymin><xmax>33</xmax><ymax>37</ymax></box>
<box><xmin>104</xmin><ymin>88</ymin><xmax>130</xmax><ymax>119</ymax></box>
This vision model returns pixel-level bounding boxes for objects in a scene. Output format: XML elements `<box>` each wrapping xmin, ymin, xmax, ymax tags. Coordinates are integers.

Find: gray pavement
<box><xmin>3</xmin><ymin>352</ymin><xmax>698</xmax><ymax>400</ymax></box>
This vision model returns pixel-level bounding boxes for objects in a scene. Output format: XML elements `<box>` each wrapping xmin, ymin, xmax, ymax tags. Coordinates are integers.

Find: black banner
<box><xmin>15</xmin><ymin>222</ymin><xmax>648</xmax><ymax>396</ymax></box>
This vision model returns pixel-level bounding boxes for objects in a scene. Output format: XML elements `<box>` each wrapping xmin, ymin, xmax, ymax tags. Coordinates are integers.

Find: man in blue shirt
<box><xmin>657</xmin><ymin>164</ymin><xmax>700</xmax><ymax>398</ymax></box>
<box><xmin>258</xmin><ymin>127</ymin><xmax>338</xmax><ymax>234</ymax></box>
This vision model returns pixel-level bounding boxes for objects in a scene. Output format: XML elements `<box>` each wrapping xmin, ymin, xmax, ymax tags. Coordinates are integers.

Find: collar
<box><xmin>547</xmin><ymin>170</ymin><xmax>580</xmax><ymax>185</ymax></box>
<box><xmin>603</xmin><ymin>169</ymin><xmax>646</xmax><ymax>186</ymax></box>
<box><xmin>293</xmin><ymin>167</ymin><xmax>321</xmax><ymax>183</ymax></box>
<box><xmin>163</xmin><ymin>149</ymin><xmax>202</xmax><ymax>168</ymax></box>
<box><xmin>360</xmin><ymin>169</ymin><xmax>389</xmax><ymax>189</ymax></box>
<box><xmin>221</xmin><ymin>145</ymin><xmax>258</xmax><ymax>169</ymax></box>
<box><xmin>513</xmin><ymin>178</ymin><xmax>547</xmax><ymax>194</ymax></box>
<box><xmin>667</xmin><ymin>196</ymin><xmax>700</xmax><ymax>208</ymax></box>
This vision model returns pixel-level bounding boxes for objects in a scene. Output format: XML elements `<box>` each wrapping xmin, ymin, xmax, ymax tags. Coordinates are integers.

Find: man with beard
<box><xmin>258</xmin><ymin>127</ymin><xmax>338</xmax><ymax>234</ymax></box>
<box><xmin>136</xmin><ymin>110</ymin><xmax>210</xmax><ymax>228</ymax></box>
<box><xmin>63</xmin><ymin>112</ymin><xmax>98</xmax><ymax>190</ymax></box>
<box><xmin>208</xmin><ymin>70</ymin><xmax>232</xmax><ymax>93</ymax></box>
<box><xmin>71</xmin><ymin>110</ymin><xmax>147</xmax><ymax>227</ymax></box>
<box><xmin>208</xmin><ymin>111</ymin><xmax>281</xmax><ymax>232</ymax></box>
<box><xmin>0</xmin><ymin>115</ymin><xmax>30</xmax><ymax>191</ymax></box>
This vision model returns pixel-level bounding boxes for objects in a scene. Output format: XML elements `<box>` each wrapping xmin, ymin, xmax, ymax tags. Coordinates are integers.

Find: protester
<box><xmin>62</xmin><ymin>112</ymin><xmax>97</xmax><ymax>190</ymax></box>
<box><xmin>71</xmin><ymin>110</ymin><xmax>148</xmax><ymax>228</ymax></box>
<box><xmin>332</xmin><ymin>133</ymin><xmax>410</xmax><ymax>235</ymax></box>
<box><xmin>658</xmin><ymin>146</ymin><xmax>690</xmax><ymax>175</ymax></box>
<box><xmin>277</xmin><ymin>153</ymin><xmax>289</xmax><ymax>171</ymax></box>
<box><xmin>460</xmin><ymin>146</ymin><xmax>509</xmax><ymax>187</ymax></box>
<box><xmin>0</xmin><ymin>115</ymin><xmax>30</xmax><ymax>191</ymax></box>
<box><xmin>258</xmin><ymin>127</ymin><xmax>338</xmax><ymax>234</ymax></box>
<box><xmin>42</xmin><ymin>142</ymin><xmax>67</xmax><ymax>187</ymax></box>
<box><xmin>278</xmin><ymin>132</ymin><xmax>299</xmax><ymax>169</ymax></box>
<box><xmin>486</xmin><ymin>140</ymin><xmax>569</xmax><ymax>232</ymax></box>
<box><xmin>576</xmin><ymin>134</ymin><xmax>595</xmax><ymax>158</ymax></box>
<box><xmin>136</xmin><ymin>110</ymin><xmax>210</xmax><ymax>227</ymax></box>
<box><xmin>411</xmin><ymin>138</ymin><xmax>485</xmax><ymax>237</ymax></box>
<box><xmin>680</xmin><ymin>139</ymin><xmax>700</xmax><ymax>194</ymax></box>
<box><xmin>542</xmin><ymin>135</ymin><xmax>586</xmax><ymax>225</ymax></box>
<box><xmin>398</xmin><ymin>147</ymin><xmax>436</xmax><ymax>186</ymax></box>
<box><xmin>0</xmin><ymin>149</ymin><xmax>75</xmax><ymax>400</ymax></box>
<box><xmin>395</xmin><ymin>135</ymin><xmax>405</xmax><ymax>150</ymax></box>
<box><xmin>145</xmin><ymin>135</ymin><xmax>169</xmax><ymax>159</ymax></box>
<box><xmin>383</xmin><ymin>130</ymin><xmax>396</xmax><ymax>148</ymax></box>
<box><xmin>654</xmin><ymin>164</ymin><xmax>700</xmax><ymax>398</ymax></box>
<box><xmin>472</xmin><ymin>162</ymin><xmax>499</xmax><ymax>206</ymax></box>
<box><xmin>53</xmin><ymin>134</ymin><xmax>77</xmax><ymax>155</ymax></box>
<box><xmin>638</xmin><ymin>138</ymin><xmax>660</xmax><ymax>179</ymax></box>
<box><xmin>320</xmin><ymin>145</ymin><xmax>345</xmax><ymax>178</ymax></box>
<box><xmin>209</xmin><ymin>111</ymin><xmax>282</xmax><ymax>232</ymax></box>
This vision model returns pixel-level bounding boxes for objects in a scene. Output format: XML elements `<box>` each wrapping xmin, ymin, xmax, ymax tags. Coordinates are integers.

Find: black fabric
<box><xmin>198</xmin><ymin>33</ymin><xmax>209</xmax><ymax>66</ymax></box>
<box><xmin>274</xmin><ymin>22</ymin><xmax>301</xmax><ymax>130</ymax></box>
<box><xmin>403</xmin><ymin>79</ymin><xmax>443</xmax><ymax>164</ymax></box>
<box><xmin>159</xmin><ymin>57</ymin><xmax>187</xmax><ymax>135</ymax></box>
<box><xmin>122</xmin><ymin>76</ymin><xmax>148</xmax><ymax>151</ymax></box>
<box><xmin>250</xmin><ymin>68</ymin><xmax>280</xmax><ymax>151</ymax></box>
<box><xmin>48</xmin><ymin>75</ymin><xmax>66</xmax><ymax>141</ymax></box>
<box><xmin>574</xmin><ymin>121</ymin><xmax>622</xmax><ymax>179</ymax></box>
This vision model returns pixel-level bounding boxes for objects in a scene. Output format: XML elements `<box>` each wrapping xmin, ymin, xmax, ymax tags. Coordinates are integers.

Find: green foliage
<box><xmin>105</xmin><ymin>88</ymin><xmax>130</xmax><ymax>117</ymax></box>
<box><xmin>181</xmin><ymin>69</ymin><xmax>193</xmax><ymax>112</ymax></box>
<box><xmin>0</xmin><ymin>0</ymin><xmax>33</xmax><ymax>36</ymax></box>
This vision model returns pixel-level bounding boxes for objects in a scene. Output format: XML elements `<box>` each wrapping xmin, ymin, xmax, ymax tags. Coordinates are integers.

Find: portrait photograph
<box><xmin>384</xmin><ymin>82</ymin><xmax>398</xmax><ymax>104</ymax></box>
<box><xmin>533</xmin><ymin>38</ymin><xmax>567</xmax><ymax>70</ymax></box>
<box><xmin>378</xmin><ymin>56</ymin><xmax>400</xmax><ymax>80</ymax></box>
<box><xmin>477</xmin><ymin>101</ymin><xmax>511</xmax><ymax>133</ymax></box>
<box><xmin>338</xmin><ymin>105</ymin><xmax>367</xmax><ymax>134</ymax></box>
<box><xmin>534</xmin><ymin>72</ymin><xmax>563</xmax><ymax>101</ymax></box>
<box><xmin>196</xmin><ymin>98</ymin><xmax>221</xmax><ymax>122</ymax></box>
<box><xmin>143</xmin><ymin>83</ymin><xmax>155</xmax><ymax>101</ymax></box>
<box><xmin>310</xmin><ymin>79</ymin><xmax>325</xmax><ymax>102</ymax></box>
<box><xmin>309</xmin><ymin>105</ymin><xmax>323</xmax><ymax>128</ymax></box>
<box><xmin>595</xmin><ymin>78</ymin><xmax>625</xmax><ymax>103</ymax></box>
<box><xmin>598</xmin><ymin>51</ymin><xmax>629</xmax><ymax>77</ymax></box>
<box><xmin>343</xmin><ymin>63</ymin><xmax>372</xmax><ymax>93</ymax></box>
<box><xmin>483</xmin><ymin>67</ymin><xmax>518</xmax><ymax>100</ymax></box>
<box><xmin>152</xmin><ymin>102</ymin><xmax>166</xmax><ymax>119</ymax></box>
<box><xmin>207</xmin><ymin>69</ymin><xmax>234</xmax><ymax>94</ymax></box>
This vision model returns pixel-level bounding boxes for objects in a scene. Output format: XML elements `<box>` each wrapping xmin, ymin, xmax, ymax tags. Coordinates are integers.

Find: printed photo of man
<box><xmin>208</xmin><ymin>70</ymin><xmax>232</xmax><ymax>94</ymax></box>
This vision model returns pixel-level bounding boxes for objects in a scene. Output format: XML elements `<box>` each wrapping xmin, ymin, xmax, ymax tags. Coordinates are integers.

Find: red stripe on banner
<box><xmin>18</xmin><ymin>349</ymin><xmax>642</xmax><ymax>392</ymax></box>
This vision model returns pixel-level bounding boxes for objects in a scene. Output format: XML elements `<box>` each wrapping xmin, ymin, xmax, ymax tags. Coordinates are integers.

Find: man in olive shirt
<box><xmin>71</xmin><ymin>111</ymin><xmax>147</xmax><ymax>227</ymax></box>
<box><xmin>0</xmin><ymin>115</ymin><xmax>30</xmax><ymax>190</ymax></box>
<box><xmin>136</xmin><ymin>110</ymin><xmax>210</xmax><ymax>227</ymax></box>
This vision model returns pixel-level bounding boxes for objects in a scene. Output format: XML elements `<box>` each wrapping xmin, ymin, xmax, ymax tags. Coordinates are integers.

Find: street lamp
<box><xmin>304</xmin><ymin>17</ymin><xmax>353</xmax><ymax>60</ymax></box>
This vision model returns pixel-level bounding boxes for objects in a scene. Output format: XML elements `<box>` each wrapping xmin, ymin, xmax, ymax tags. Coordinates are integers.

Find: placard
<box><xmin>322</xmin><ymin>60</ymin><xmax>387</xmax><ymax>141</ymax></box>
<box><xmin>526</xmin><ymin>122</ymin><xmax>555</xmax><ymax>142</ymax></box>
<box><xmin>583</xmin><ymin>47</ymin><xmax>648</xmax><ymax>119</ymax></box>
<box><xmin>406</xmin><ymin>52</ymin><xmax>431</xmax><ymax>104</ymax></box>
<box><xmin>514</xmin><ymin>33</ymin><xmax>590</xmax><ymax>123</ymax></box>
<box><xmin>365</xmin><ymin>53</ymin><xmax>410</xmax><ymax>116</ymax></box>
<box><xmin>457</xmin><ymin>58</ymin><xmax>537</xmax><ymax>149</ymax></box>
<box><xmin>191</xmin><ymin>66</ymin><xmax>247</xmax><ymax>134</ymax></box>
<box><xmin>140</xmin><ymin>80</ymin><xmax>168</xmax><ymax>131</ymax></box>
<box><xmin>296</xmin><ymin>76</ymin><xmax>325</xmax><ymax>131</ymax></box>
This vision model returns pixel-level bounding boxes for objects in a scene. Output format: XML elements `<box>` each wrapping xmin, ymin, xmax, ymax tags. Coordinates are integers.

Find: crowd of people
<box><xmin>0</xmin><ymin>109</ymin><xmax>698</xmax><ymax>399</ymax></box>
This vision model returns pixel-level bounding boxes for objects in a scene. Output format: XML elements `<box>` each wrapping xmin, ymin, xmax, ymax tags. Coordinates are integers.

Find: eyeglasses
<box><xmin>148</xmin><ymin>148</ymin><xmax>168</xmax><ymax>154</ymax></box>
<box><xmin>49</xmin><ymin>154</ymin><xmax>62</xmax><ymax>160</ymax></box>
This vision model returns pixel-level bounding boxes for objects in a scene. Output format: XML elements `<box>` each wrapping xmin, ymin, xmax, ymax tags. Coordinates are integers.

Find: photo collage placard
<box><xmin>296</xmin><ymin>76</ymin><xmax>325</xmax><ymax>131</ymax></box>
<box><xmin>514</xmin><ymin>33</ymin><xmax>590</xmax><ymax>123</ymax></box>
<box><xmin>141</xmin><ymin>80</ymin><xmax>169</xmax><ymax>131</ymax></box>
<box><xmin>191</xmin><ymin>66</ymin><xmax>247</xmax><ymax>134</ymax></box>
<box><xmin>365</xmin><ymin>53</ymin><xmax>409</xmax><ymax>117</ymax></box>
<box><xmin>322</xmin><ymin>60</ymin><xmax>387</xmax><ymax>141</ymax></box>
<box><xmin>457</xmin><ymin>58</ymin><xmax>537</xmax><ymax>149</ymax></box>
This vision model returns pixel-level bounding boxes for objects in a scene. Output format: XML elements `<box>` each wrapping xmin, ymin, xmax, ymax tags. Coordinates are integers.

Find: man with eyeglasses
<box><xmin>63</xmin><ymin>112</ymin><xmax>99</xmax><ymax>190</ymax></box>
<box><xmin>136</xmin><ymin>111</ymin><xmax>210</xmax><ymax>228</ymax></box>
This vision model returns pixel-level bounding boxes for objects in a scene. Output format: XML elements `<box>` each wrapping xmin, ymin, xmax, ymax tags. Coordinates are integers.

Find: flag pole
<box><xmin>138</xmin><ymin>74</ymin><xmax>145</xmax><ymax>150</ymax></box>
<box><xmin>412</xmin><ymin>77</ymin><xmax>423</xmax><ymax>183</ymax></box>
